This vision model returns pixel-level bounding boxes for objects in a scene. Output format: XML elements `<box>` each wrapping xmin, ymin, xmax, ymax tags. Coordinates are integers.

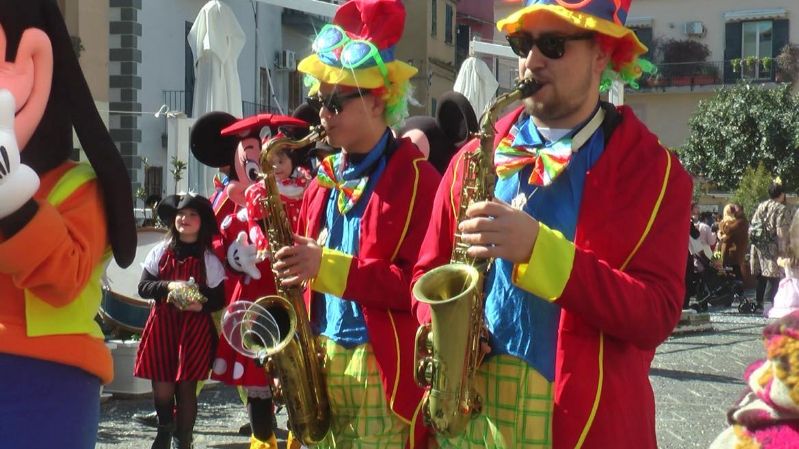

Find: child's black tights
<box><xmin>247</xmin><ymin>396</ymin><xmax>275</xmax><ymax>441</ymax></box>
<box><xmin>152</xmin><ymin>380</ymin><xmax>198</xmax><ymax>442</ymax></box>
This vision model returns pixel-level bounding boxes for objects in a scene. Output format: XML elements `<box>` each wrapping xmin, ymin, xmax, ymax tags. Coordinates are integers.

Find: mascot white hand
<box><xmin>227</xmin><ymin>231</ymin><xmax>262</xmax><ymax>280</ymax></box>
<box><xmin>0</xmin><ymin>89</ymin><xmax>39</xmax><ymax>219</ymax></box>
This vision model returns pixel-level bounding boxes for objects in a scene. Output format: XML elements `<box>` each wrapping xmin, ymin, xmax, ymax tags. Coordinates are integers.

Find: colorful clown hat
<box><xmin>498</xmin><ymin>0</ymin><xmax>647</xmax><ymax>69</ymax></box>
<box><xmin>297</xmin><ymin>0</ymin><xmax>418</xmax><ymax>90</ymax></box>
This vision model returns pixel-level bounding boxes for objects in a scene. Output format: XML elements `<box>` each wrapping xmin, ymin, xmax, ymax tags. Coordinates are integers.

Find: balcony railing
<box><xmin>242</xmin><ymin>101</ymin><xmax>281</xmax><ymax>117</ymax></box>
<box><xmin>162</xmin><ymin>90</ymin><xmax>187</xmax><ymax>114</ymax></box>
<box><xmin>636</xmin><ymin>60</ymin><xmax>776</xmax><ymax>90</ymax></box>
<box><xmin>161</xmin><ymin>91</ymin><xmax>280</xmax><ymax>117</ymax></box>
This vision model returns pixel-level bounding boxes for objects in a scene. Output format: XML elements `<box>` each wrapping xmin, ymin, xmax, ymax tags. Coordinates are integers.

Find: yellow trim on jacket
<box><xmin>573</xmin><ymin>147</ymin><xmax>673</xmax><ymax>449</ymax></box>
<box><xmin>388</xmin><ymin>156</ymin><xmax>424</xmax><ymax>425</ymax></box>
<box><xmin>25</xmin><ymin>163</ymin><xmax>107</xmax><ymax>338</ymax></box>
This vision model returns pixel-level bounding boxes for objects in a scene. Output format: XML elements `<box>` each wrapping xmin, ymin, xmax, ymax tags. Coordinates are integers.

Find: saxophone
<box><xmin>412</xmin><ymin>78</ymin><xmax>541</xmax><ymax>437</ymax></box>
<box><xmin>238</xmin><ymin>127</ymin><xmax>331</xmax><ymax>445</ymax></box>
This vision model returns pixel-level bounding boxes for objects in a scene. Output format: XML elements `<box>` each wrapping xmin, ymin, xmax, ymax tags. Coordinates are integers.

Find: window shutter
<box><xmin>773</xmin><ymin>19</ymin><xmax>790</xmax><ymax>57</ymax></box>
<box><xmin>633</xmin><ymin>27</ymin><xmax>653</xmax><ymax>58</ymax></box>
<box><xmin>724</xmin><ymin>21</ymin><xmax>743</xmax><ymax>83</ymax></box>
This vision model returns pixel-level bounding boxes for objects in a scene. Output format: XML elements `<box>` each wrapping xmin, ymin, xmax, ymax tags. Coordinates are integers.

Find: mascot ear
<box><xmin>42</xmin><ymin>0</ymin><xmax>137</xmax><ymax>267</ymax></box>
<box><xmin>397</xmin><ymin>115</ymin><xmax>451</xmax><ymax>175</ymax></box>
<box><xmin>436</xmin><ymin>91</ymin><xmax>478</xmax><ymax>147</ymax></box>
<box><xmin>190</xmin><ymin>112</ymin><xmax>239</xmax><ymax>168</ymax></box>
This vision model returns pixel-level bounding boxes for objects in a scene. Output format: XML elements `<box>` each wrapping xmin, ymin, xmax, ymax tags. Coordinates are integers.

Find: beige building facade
<box><xmin>57</xmin><ymin>0</ymin><xmax>111</xmax><ymax>155</ymax></box>
<box><xmin>626</xmin><ymin>0</ymin><xmax>798</xmax><ymax>148</ymax></box>
<box><xmin>399</xmin><ymin>0</ymin><xmax>458</xmax><ymax>116</ymax></box>
<box><xmin>492</xmin><ymin>1</ymin><xmax>797</xmax><ymax>148</ymax></box>
<box><xmin>58</xmin><ymin>0</ymin><xmax>110</xmax><ymax>105</ymax></box>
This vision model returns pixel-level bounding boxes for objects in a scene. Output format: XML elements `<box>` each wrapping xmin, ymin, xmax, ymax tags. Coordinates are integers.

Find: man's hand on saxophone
<box><xmin>273</xmin><ymin>235</ymin><xmax>323</xmax><ymax>287</ymax></box>
<box><xmin>458</xmin><ymin>199</ymin><xmax>540</xmax><ymax>263</ymax></box>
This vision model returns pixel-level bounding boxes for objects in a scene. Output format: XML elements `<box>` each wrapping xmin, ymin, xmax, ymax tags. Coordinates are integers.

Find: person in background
<box><xmin>263</xmin><ymin>145</ymin><xmax>310</xmax><ymax>231</ymax></box>
<box><xmin>750</xmin><ymin>179</ymin><xmax>791</xmax><ymax>312</ymax></box>
<box><xmin>718</xmin><ymin>203</ymin><xmax>749</xmax><ymax>281</ymax></box>
<box><xmin>767</xmin><ymin>208</ymin><xmax>799</xmax><ymax>319</ymax></box>
<box><xmin>134</xmin><ymin>194</ymin><xmax>225</xmax><ymax>449</ymax></box>
<box><xmin>692</xmin><ymin>203</ymin><xmax>717</xmax><ymax>252</ymax></box>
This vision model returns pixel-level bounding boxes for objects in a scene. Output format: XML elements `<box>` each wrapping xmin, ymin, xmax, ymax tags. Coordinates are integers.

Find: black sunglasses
<box><xmin>506</xmin><ymin>32</ymin><xmax>595</xmax><ymax>60</ymax></box>
<box><xmin>307</xmin><ymin>90</ymin><xmax>366</xmax><ymax>114</ymax></box>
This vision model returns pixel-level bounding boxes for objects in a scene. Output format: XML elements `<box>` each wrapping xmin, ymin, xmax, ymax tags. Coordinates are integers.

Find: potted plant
<box><xmin>761</xmin><ymin>56</ymin><xmax>773</xmax><ymax>72</ymax></box>
<box><xmin>169</xmin><ymin>155</ymin><xmax>187</xmax><ymax>194</ymax></box>
<box><xmin>743</xmin><ymin>56</ymin><xmax>758</xmax><ymax>71</ymax></box>
<box><xmin>775</xmin><ymin>44</ymin><xmax>799</xmax><ymax>84</ymax></box>
<box><xmin>730</xmin><ymin>58</ymin><xmax>742</xmax><ymax>74</ymax></box>
<box><xmin>658</xmin><ymin>38</ymin><xmax>710</xmax><ymax>86</ymax></box>
<box><xmin>693</xmin><ymin>63</ymin><xmax>720</xmax><ymax>85</ymax></box>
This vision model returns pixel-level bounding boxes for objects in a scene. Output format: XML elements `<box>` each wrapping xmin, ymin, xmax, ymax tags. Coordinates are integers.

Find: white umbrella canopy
<box><xmin>187</xmin><ymin>0</ymin><xmax>246</xmax><ymax>196</ymax></box>
<box><xmin>453</xmin><ymin>57</ymin><xmax>499</xmax><ymax>120</ymax></box>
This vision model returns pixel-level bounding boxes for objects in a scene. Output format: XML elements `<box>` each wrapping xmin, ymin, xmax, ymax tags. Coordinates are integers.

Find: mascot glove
<box><xmin>227</xmin><ymin>231</ymin><xmax>262</xmax><ymax>280</ymax></box>
<box><xmin>0</xmin><ymin>89</ymin><xmax>39</xmax><ymax>219</ymax></box>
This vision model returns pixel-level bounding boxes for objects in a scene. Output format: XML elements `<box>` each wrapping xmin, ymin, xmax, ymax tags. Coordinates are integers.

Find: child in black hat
<box><xmin>134</xmin><ymin>193</ymin><xmax>225</xmax><ymax>449</ymax></box>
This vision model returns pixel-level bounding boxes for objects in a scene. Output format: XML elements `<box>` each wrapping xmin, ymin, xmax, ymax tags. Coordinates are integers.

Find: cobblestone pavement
<box><xmin>652</xmin><ymin>308</ymin><xmax>768</xmax><ymax>449</ymax></box>
<box><xmin>97</xmin><ymin>307</ymin><xmax>769</xmax><ymax>449</ymax></box>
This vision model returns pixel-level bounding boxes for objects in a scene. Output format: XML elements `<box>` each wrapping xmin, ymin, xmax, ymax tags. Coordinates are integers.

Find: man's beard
<box><xmin>521</xmin><ymin>67</ymin><xmax>593</xmax><ymax>122</ymax></box>
<box><xmin>523</xmin><ymin>97</ymin><xmax>575</xmax><ymax>123</ymax></box>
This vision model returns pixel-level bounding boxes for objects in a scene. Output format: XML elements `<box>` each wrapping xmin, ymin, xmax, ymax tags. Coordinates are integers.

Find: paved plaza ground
<box><xmin>97</xmin><ymin>307</ymin><xmax>770</xmax><ymax>449</ymax></box>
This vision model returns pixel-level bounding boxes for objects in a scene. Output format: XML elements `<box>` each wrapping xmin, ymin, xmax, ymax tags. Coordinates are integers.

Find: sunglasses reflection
<box><xmin>506</xmin><ymin>32</ymin><xmax>595</xmax><ymax>60</ymax></box>
<box><xmin>308</xmin><ymin>89</ymin><xmax>368</xmax><ymax>115</ymax></box>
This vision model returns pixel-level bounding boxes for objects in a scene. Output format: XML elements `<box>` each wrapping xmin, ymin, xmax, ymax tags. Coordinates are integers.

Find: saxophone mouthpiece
<box><xmin>517</xmin><ymin>78</ymin><xmax>542</xmax><ymax>99</ymax></box>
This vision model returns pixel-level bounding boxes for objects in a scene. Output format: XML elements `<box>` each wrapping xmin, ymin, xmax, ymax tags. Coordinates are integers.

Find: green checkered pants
<box><xmin>315</xmin><ymin>337</ymin><xmax>410</xmax><ymax>449</ymax></box>
<box><xmin>437</xmin><ymin>355</ymin><xmax>553</xmax><ymax>449</ymax></box>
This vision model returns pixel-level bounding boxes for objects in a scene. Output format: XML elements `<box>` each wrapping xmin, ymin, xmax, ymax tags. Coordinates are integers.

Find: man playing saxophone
<box><xmin>412</xmin><ymin>1</ymin><xmax>692</xmax><ymax>449</ymax></box>
<box><xmin>272</xmin><ymin>1</ymin><xmax>440</xmax><ymax>447</ymax></box>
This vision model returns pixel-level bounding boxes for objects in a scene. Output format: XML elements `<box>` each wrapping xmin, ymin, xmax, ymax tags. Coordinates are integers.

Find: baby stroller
<box><xmin>688</xmin><ymin>250</ymin><xmax>745</xmax><ymax>313</ymax></box>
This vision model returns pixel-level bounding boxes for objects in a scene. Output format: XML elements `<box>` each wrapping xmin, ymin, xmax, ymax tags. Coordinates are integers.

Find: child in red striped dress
<box><xmin>134</xmin><ymin>194</ymin><xmax>225</xmax><ymax>449</ymax></box>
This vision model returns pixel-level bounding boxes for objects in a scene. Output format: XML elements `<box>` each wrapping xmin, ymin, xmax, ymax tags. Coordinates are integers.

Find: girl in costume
<box><xmin>135</xmin><ymin>194</ymin><xmax>226</xmax><ymax>449</ymax></box>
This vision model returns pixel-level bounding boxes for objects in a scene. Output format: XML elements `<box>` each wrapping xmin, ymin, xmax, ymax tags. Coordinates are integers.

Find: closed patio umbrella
<box><xmin>188</xmin><ymin>0</ymin><xmax>245</xmax><ymax>195</ymax></box>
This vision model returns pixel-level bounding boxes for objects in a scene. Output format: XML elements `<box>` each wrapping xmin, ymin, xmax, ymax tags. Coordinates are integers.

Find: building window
<box><xmin>260</xmin><ymin>67</ymin><xmax>270</xmax><ymax>109</ymax></box>
<box><xmin>445</xmin><ymin>3</ymin><xmax>454</xmax><ymax>44</ymax></box>
<box><xmin>632</xmin><ymin>27</ymin><xmax>653</xmax><ymax>58</ymax></box>
<box><xmin>456</xmin><ymin>24</ymin><xmax>470</xmax><ymax>69</ymax></box>
<box><xmin>145</xmin><ymin>166</ymin><xmax>164</xmax><ymax>198</ymax></box>
<box><xmin>289</xmin><ymin>70</ymin><xmax>303</xmax><ymax>111</ymax></box>
<box><xmin>431</xmin><ymin>98</ymin><xmax>437</xmax><ymax>115</ymax></box>
<box><xmin>431</xmin><ymin>0</ymin><xmax>437</xmax><ymax>37</ymax></box>
<box><xmin>742</xmin><ymin>20</ymin><xmax>772</xmax><ymax>79</ymax></box>
<box><xmin>184</xmin><ymin>21</ymin><xmax>195</xmax><ymax>117</ymax></box>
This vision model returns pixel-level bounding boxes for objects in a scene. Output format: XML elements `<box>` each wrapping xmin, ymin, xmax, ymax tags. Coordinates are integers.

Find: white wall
<box><xmin>138</xmin><ymin>0</ymin><xmax>285</xmax><ymax>187</ymax></box>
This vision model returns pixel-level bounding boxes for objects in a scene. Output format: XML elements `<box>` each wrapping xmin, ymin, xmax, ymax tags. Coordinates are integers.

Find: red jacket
<box><xmin>298</xmin><ymin>137</ymin><xmax>440</xmax><ymax>449</ymax></box>
<box><xmin>412</xmin><ymin>106</ymin><xmax>692</xmax><ymax>449</ymax></box>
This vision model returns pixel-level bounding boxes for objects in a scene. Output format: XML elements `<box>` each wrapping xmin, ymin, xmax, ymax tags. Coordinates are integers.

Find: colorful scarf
<box><xmin>315</xmin><ymin>153</ymin><xmax>369</xmax><ymax>215</ymax></box>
